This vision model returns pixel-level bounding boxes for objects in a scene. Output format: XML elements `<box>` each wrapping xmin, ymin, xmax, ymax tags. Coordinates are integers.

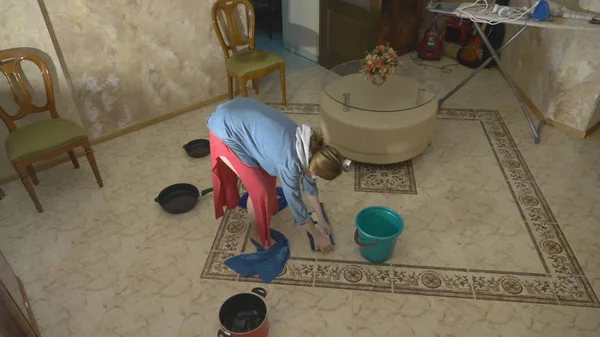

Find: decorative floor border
<box><xmin>201</xmin><ymin>105</ymin><xmax>599</xmax><ymax>308</ymax></box>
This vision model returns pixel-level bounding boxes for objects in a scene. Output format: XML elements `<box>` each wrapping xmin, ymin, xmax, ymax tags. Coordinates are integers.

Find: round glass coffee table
<box><xmin>320</xmin><ymin>60</ymin><xmax>439</xmax><ymax>164</ymax></box>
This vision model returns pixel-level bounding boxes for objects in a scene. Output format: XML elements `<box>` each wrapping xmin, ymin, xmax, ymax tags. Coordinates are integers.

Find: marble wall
<box><xmin>422</xmin><ymin>0</ymin><xmax>599</xmax><ymax>132</ymax></box>
<box><xmin>0</xmin><ymin>0</ymin><xmax>228</xmax><ymax>180</ymax></box>
<box><xmin>588</xmin><ymin>97</ymin><xmax>600</xmax><ymax>130</ymax></box>
<box><xmin>0</xmin><ymin>0</ymin><xmax>82</xmax><ymax>179</ymax></box>
<box><xmin>501</xmin><ymin>0</ymin><xmax>600</xmax><ymax>131</ymax></box>
<box><xmin>43</xmin><ymin>0</ymin><xmax>228</xmax><ymax>138</ymax></box>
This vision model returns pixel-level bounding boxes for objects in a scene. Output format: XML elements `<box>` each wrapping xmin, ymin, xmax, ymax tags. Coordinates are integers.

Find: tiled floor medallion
<box><xmin>201</xmin><ymin>105</ymin><xmax>599</xmax><ymax>308</ymax></box>
<box><xmin>354</xmin><ymin>162</ymin><xmax>416</xmax><ymax>194</ymax></box>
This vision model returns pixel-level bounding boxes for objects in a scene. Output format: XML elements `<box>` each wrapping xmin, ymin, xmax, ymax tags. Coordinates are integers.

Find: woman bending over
<box><xmin>207</xmin><ymin>98</ymin><xmax>344</xmax><ymax>251</ymax></box>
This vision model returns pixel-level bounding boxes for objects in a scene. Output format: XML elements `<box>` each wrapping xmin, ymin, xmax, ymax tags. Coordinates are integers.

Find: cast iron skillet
<box><xmin>155</xmin><ymin>183</ymin><xmax>213</xmax><ymax>214</ymax></box>
<box><xmin>183</xmin><ymin>139</ymin><xmax>210</xmax><ymax>158</ymax></box>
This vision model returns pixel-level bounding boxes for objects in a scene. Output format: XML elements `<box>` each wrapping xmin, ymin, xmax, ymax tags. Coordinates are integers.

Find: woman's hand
<box><xmin>306</xmin><ymin>195</ymin><xmax>332</xmax><ymax>235</ymax></box>
<box><xmin>315</xmin><ymin>214</ymin><xmax>332</xmax><ymax>235</ymax></box>
<box><xmin>303</xmin><ymin>221</ymin><xmax>333</xmax><ymax>252</ymax></box>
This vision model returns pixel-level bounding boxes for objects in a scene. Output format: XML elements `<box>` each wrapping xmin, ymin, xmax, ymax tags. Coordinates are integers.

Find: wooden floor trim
<box><xmin>0</xmin><ymin>94</ymin><xmax>228</xmax><ymax>185</ymax></box>
<box><xmin>515</xmin><ymin>85</ymin><xmax>589</xmax><ymax>139</ymax></box>
<box><xmin>90</xmin><ymin>94</ymin><xmax>227</xmax><ymax>145</ymax></box>
<box><xmin>584</xmin><ymin>119</ymin><xmax>600</xmax><ymax>139</ymax></box>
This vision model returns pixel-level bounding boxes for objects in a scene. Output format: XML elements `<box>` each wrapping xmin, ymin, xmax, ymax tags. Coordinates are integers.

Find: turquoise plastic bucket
<box><xmin>354</xmin><ymin>206</ymin><xmax>404</xmax><ymax>263</ymax></box>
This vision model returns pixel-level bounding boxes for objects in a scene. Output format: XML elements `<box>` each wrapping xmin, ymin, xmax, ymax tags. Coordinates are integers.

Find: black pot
<box><xmin>218</xmin><ymin>288</ymin><xmax>269</xmax><ymax>337</ymax></box>
<box><xmin>154</xmin><ymin>183</ymin><xmax>213</xmax><ymax>214</ymax></box>
<box><xmin>183</xmin><ymin>139</ymin><xmax>210</xmax><ymax>158</ymax></box>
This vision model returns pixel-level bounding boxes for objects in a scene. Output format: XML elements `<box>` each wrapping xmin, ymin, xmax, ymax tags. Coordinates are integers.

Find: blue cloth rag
<box><xmin>238</xmin><ymin>186</ymin><xmax>288</xmax><ymax>214</ymax></box>
<box><xmin>224</xmin><ymin>229</ymin><xmax>290</xmax><ymax>283</ymax></box>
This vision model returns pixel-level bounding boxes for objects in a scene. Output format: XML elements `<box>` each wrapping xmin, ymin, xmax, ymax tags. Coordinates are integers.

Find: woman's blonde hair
<box><xmin>308</xmin><ymin>128</ymin><xmax>344</xmax><ymax>181</ymax></box>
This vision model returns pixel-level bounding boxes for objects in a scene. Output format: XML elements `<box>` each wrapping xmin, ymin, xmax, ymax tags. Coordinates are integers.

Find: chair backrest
<box><xmin>211</xmin><ymin>0</ymin><xmax>256</xmax><ymax>58</ymax></box>
<box><xmin>0</xmin><ymin>49</ymin><xmax>58</xmax><ymax>132</ymax></box>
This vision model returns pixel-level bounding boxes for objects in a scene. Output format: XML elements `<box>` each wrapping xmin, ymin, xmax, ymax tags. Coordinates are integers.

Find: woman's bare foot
<box><xmin>305</xmin><ymin>223</ymin><xmax>333</xmax><ymax>252</ymax></box>
<box><xmin>250</xmin><ymin>224</ymin><xmax>274</xmax><ymax>250</ymax></box>
<box><xmin>247</xmin><ymin>199</ymin><xmax>274</xmax><ymax>249</ymax></box>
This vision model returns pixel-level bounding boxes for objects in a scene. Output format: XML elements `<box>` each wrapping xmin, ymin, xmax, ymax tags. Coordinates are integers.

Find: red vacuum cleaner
<box><xmin>418</xmin><ymin>17</ymin><xmax>443</xmax><ymax>61</ymax></box>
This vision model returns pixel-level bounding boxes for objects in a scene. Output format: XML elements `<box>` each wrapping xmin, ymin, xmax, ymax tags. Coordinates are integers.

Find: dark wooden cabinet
<box><xmin>0</xmin><ymin>252</ymin><xmax>40</xmax><ymax>337</ymax></box>
<box><xmin>379</xmin><ymin>0</ymin><xmax>424</xmax><ymax>55</ymax></box>
<box><xmin>319</xmin><ymin>0</ymin><xmax>424</xmax><ymax>69</ymax></box>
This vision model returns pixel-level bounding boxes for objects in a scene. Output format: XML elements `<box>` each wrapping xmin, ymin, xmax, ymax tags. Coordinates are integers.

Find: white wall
<box><xmin>341</xmin><ymin>0</ymin><xmax>369</xmax><ymax>9</ymax></box>
<box><xmin>281</xmin><ymin>0</ymin><xmax>320</xmax><ymax>62</ymax></box>
<box><xmin>579</xmin><ymin>0</ymin><xmax>600</xmax><ymax>12</ymax></box>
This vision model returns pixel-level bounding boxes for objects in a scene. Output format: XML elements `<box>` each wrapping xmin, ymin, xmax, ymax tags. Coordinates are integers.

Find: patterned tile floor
<box><xmin>354</xmin><ymin>161</ymin><xmax>417</xmax><ymax>194</ymax></box>
<box><xmin>203</xmin><ymin>105</ymin><xmax>597</xmax><ymax>308</ymax></box>
<box><xmin>1</xmin><ymin>55</ymin><xmax>600</xmax><ymax>336</ymax></box>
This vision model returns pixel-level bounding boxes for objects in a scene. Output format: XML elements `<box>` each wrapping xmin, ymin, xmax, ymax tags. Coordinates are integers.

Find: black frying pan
<box><xmin>183</xmin><ymin>139</ymin><xmax>210</xmax><ymax>158</ymax></box>
<box><xmin>155</xmin><ymin>183</ymin><xmax>213</xmax><ymax>214</ymax></box>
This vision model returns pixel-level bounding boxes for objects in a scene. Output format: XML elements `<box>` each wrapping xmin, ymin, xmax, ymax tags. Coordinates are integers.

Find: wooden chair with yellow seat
<box><xmin>211</xmin><ymin>0</ymin><xmax>286</xmax><ymax>104</ymax></box>
<box><xmin>0</xmin><ymin>49</ymin><xmax>103</xmax><ymax>213</ymax></box>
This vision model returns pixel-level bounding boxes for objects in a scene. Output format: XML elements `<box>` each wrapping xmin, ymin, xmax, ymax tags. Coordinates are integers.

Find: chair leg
<box><xmin>83</xmin><ymin>142</ymin><xmax>103</xmax><ymax>188</ymax></box>
<box><xmin>252</xmin><ymin>79</ymin><xmax>260</xmax><ymax>94</ymax></box>
<box><xmin>26</xmin><ymin>165</ymin><xmax>39</xmax><ymax>185</ymax></box>
<box><xmin>15</xmin><ymin>164</ymin><xmax>43</xmax><ymax>213</ymax></box>
<box><xmin>67</xmin><ymin>150</ymin><xmax>80</xmax><ymax>168</ymax></box>
<box><xmin>279</xmin><ymin>65</ymin><xmax>287</xmax><ymax>105</ymax></box>
<box><xmin>228</xmin><ymin>76</ymin><xmax>234</xmax><ymax>99</ymax></box>
<box><xmin>240</xmin><ymin>79</ymin><xmax>248</xmax><ymax>97</ymax></box>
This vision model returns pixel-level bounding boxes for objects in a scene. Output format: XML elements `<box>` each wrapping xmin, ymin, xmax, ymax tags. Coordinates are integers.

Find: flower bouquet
<box><xmin>360</xmin><ymin>44</ymin><xmax>401</xmax><ymax>86</ymax></box>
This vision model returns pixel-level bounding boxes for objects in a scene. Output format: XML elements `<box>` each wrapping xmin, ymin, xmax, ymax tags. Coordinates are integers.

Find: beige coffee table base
<box><xmin>320</xmin><ymin>90</ymin><xmax>438</xmax><ymax>165</ymax></box>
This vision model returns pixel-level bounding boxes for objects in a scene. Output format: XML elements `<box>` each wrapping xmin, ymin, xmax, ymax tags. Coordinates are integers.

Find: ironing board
<box><xmin>429</xmin><ymin>2</ymin><xmax>600</xmax><ymax>144</ymax></box>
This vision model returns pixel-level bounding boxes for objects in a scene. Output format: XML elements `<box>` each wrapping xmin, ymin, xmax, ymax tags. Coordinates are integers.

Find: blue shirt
<box><xmin>207</xmin><ymin>98</ymin><xmax>318</xmax><ymax>225</ymax></box>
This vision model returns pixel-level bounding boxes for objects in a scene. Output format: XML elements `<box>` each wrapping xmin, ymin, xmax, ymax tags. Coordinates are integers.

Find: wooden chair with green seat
<box><xmin>0</xmin><ymin>49</ymin><xmax>103</xmax><ymax>213</ymax></box>
<box><xmin>211</xmin><ymin>0</ymin><xmax>286</xmax><ymax>104</ymax></box>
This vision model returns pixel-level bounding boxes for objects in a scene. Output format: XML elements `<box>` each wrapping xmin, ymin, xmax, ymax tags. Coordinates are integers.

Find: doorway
<box><xmin>254</xmin><ymin>0</ymin><xmax>321</xmax><ymax>75</ymax></box>
<box><xmin>319</xmin><ymin>0</ymin><xmax>380</xmax><ymax>69</ymax></box>
<box><xmin>318</xmin><ymin>0</ymin><xmax>425</xmax><ymax>69</ymax></box>
<box><xmin>252</xmin><ymin>0</ymin><xmax>284</xmax><ymax>52</ymax></box>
